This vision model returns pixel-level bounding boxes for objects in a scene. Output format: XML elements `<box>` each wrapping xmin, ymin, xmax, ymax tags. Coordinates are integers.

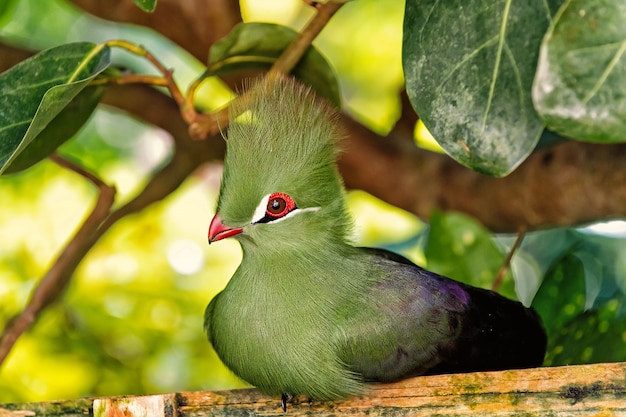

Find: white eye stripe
<box><xmin>250</xmin><ymin>193</ymin><xmax>320</xmax><ymax>224</ymax></box>
<box><xmin>265</xmin><ymin>206</ymin><xmax>320</xmax><ymax>224</ymax></box>
<box><xmin>251</xmin><ymin>194</ymin><xmax>271</xmax><ymax>224</ymax></box>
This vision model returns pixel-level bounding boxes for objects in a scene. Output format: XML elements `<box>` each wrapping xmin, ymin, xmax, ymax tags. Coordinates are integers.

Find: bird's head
<box><xmin>208</xmin><ymin>78</ymin><xmax>351</xmax><ymax>253</ymax></box>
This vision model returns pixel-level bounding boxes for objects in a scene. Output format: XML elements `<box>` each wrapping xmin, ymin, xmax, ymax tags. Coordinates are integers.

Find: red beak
<box><xmin>208</xmin><ymin>213</ymin><xmax>243</xmax><ymax>244</ymax></box>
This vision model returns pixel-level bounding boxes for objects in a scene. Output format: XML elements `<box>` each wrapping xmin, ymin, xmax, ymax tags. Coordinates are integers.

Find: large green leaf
<box><xmin>208</xmin><ymin>22</ymin><xmax>340</xmax><ymax>107</ymax></box>
<box><xmin>531</xmin><ymin>230</ymin><xmax>626</xmax><ymax>366</ymax></box>
<box><xmin>532</xmin><ymin>254</ymin><xmax>587</xmax><ymax>339</ymax></box>
<box><xmin>545</xmin><ymin>300</ymin><xmax>626</xmax><ymax>366</ymax></box>
<box><xmin>132</xmin><ymin>0</ymin><xmax>156</xmax><ymax>13</ymax></box>
<box><xmin>533</xmin><ymin>0</ymin><xmax>626</xmax><ymax>143</ymax></box>
<box><xmin>425</xmin><ymin>211</ymin><xmax>516</xmax><ymax>299</ymax></box>
<box><xmin>403</xmin><ymin>0</ymin><xmax>561</xmax><ymax>176</ymax></box>
<box><xmin>3</xmin><ymin>85</ymin><xmax>106</xmax><ymax>174</ymax></box>
<box><xmin>0</xmin><ymin>42</ymin><xmax>110</xmax><ymax>175</ymax></box>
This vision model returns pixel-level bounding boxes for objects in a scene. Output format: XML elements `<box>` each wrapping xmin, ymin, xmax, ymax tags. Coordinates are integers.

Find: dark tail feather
<box><xmin>431</xmin><ymin>287</ymin><xmax>547</xmax><ymax>374</ymax></box>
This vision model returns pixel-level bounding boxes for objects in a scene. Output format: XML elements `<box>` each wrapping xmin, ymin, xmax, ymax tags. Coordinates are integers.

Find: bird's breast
<box><xmin>210</xmin><ymin>276</ymin><xmax>347</xmax><ymax>392</ymax></box>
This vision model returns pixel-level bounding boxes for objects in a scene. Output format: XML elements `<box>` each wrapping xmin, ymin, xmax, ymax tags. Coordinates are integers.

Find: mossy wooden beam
<box><xmin>2</xmin><ymin>362</ymin><xmax>626</xmax><ymax>416</ymax></box>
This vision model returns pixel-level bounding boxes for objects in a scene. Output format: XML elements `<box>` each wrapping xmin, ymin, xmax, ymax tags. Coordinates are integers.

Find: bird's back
<box><xmin>338</xmin><ymin>248</ymin><xmax>547</xmax><ymax>382</ymax></box>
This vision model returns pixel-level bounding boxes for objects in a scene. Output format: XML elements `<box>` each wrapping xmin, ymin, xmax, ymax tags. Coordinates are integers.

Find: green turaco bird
<box><xmin>205</xmin><ymin>77</ymin><xmax>546</xmax><ymax>408</ymax></box>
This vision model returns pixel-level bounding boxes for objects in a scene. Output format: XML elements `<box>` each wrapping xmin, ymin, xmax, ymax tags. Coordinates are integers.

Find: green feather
<box><xmin>207</xmin><ymin>78</ymin><xmax>366</xmax><ymax>399</ymax></box>
<box><xmin>217</xmin><ymin>78</ymin><xmax>349</xmax><ymax>238</ymax></box>
<box><xmin>204</xmin><ymin>77</ymin><xmax>547</xmax><ymax>401</ymax></box>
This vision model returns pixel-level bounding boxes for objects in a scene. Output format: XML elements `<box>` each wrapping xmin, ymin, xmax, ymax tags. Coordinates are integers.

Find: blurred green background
<box><xmin>1</xmin><ymin>0</ymin><xmax>625</xmax><ymax>404</ymax></box>
<box><xmin>0</xmin><ymin>0</ymin><xmax>419</xmax><ymax>402</ymax></box>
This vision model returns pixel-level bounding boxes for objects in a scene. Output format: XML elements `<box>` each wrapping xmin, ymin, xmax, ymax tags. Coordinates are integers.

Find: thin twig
<box><xmin>188</xmin><ymin>1</ymin><xmax>345</xmax><ymax>140</ymax></box>
<box><xmin>0</xmin><ymin>135</ymin><xmax>207</xmax><ymax>367</ymax></box>
<box><xmin>49</xmin><ymin>153</ymin><xmax>108</xmax><ymax>188</ymax></box>
<box><xmin>105</xmin><ymin>40</ymin><xmax>187</xmax><ymax>107</ymax></box>
<box><xmin>182</xmin><ymin>74</ymin><xmax>207</xmax><ymax>125</ymax></box>
<box><xmin>269</xmin><ymin>0</ymin><xmax>344</xmax><ymax>76</ymax></box>
<box><xmin>94</xmin><ymin>74</ymin><xmax>170</xmax><ymax>87</ymax></box>
<box><xmin>0</xmin><ymin>154</ymin><xmax>116</xmax><ymax>366</ymax></box>
<box><xmin>492</xmin><ymin>225</ymin><xmax>526</xmax><ymax>292</ymax></box>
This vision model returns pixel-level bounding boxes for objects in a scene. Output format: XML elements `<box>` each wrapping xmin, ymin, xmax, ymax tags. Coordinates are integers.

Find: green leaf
<box><xmin>132</xmin><ymin>0</ymin><xmax>156</xmax><ymax>13</ymax></box>
<box><xmin>402</xmin><ymin>0</ymin><xmax>561</xmax><ymax>176</ymax></box>
<box><xmin>532</xmin><ymin>254</ymin><xmax>587</xmax><ymax>338</ymax></box>
<box><xmin>573</xmin><ymin>233</ymin><xmax>626</xmax><ymax>308</ymax></box>
<box><xmin>508</xmin><ymin>228</ymin><xmax>578</xmax><ymax>304</ymax></box>
<box><xmin>545</xmin><ymin>299</ymin><xmax>626</xmax><ymax>366</ymax></box>
<box><xmin>209</xmin><ymin>22</ymin><xmax>341</xmax><ymax>107</ymax></box>
<box><xmin>425</xmin><ymin>211</ymin><xmax>515</xmax><ymax>299</ymax></box>
<box><xmin>531</xmin><ymin>230</ymin><xmax>626</xmax><ymax>366</ymax></box>
<box><xmin>3</xmin><ymin>85</ymin><xmax>106</xmax><ymax>174</ymax></box>
<box><xmin>0</xmin><ymin>42</ymin><xmax>110</xmax><ymax>175</ymax></box>
<box><xmin>533</xmin><ymin>0</ymin><xmax>626</xmax><ymax>143</ymax></box>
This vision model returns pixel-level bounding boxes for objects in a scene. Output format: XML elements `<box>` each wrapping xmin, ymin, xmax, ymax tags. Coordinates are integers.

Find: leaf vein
<box><xmin>0</xmin><ymin>119</ymin><xmax>30</xmax><ymax>135</ymax></box>
<box><xmin>503</xmin><ymin>42</ymin><xmax>525</xmax><ymax>124</ymax></box>
<box><xmin>436</xmin><ymin>36</ymin><xmax>499</xmax><ymax>91</ymax></box>
<box><xmin>482</xmin><ymin>0</ymin><xmax>512</xmax><ymax>131</ymax></box>
<box><xmin>67</xmin><ymin>43</ymin><xmax>106</xmax><ymax>84</ymax></box>
<box><xmin>582</xmin><ymin>40</ymin><xmax>626</xmax><ymax>105</ymax></box>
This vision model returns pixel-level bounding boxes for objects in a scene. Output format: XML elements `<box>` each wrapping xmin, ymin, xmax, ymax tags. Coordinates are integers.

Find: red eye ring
<box><xmin>265</xmin><ymin>192</ymin><xmax>296</xmax><ymax>218</ymax></box>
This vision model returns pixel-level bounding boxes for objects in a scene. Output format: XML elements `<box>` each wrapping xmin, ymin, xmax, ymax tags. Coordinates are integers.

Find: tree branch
<box><xmin>2</xmin><ymin>41</ymin><xmax>624</xmax><ymax>232</ymax></box>
<box><xmin>97</xmin><ymin>80</ymin><xmax>626</xmax><ymax>232</ymax></box>
<box><xmin>0</xmin><ymin>83</ymin><xmax>225</xmax><ymax>367</ymax></box>
<box><xmin>0</xmin><ymin>156</ymin><xmax>116</xmax><ymax>365</ymax></box>
<box><xmin>68</xmin><ymin>0</ymin><xmax>242</xmax><ymax>63</ymax></box>
<box><xmin>338</xmin><ymin>115</ymin><xmax>626</xmax><ymax>232</ymax></box>
<box><xmin>6</xmin><ymin>363</ymin><xmax>626</xmax><ymax>416</ymax></box>
<box><xmin>269</xmin><ymin>1</ymin><xmax>344</xmax><ymax>76</ymax></box>
<box><xmin>54</xmin><ymin>2</ymin><xmax>626</xmax><ymax>232</ymax></box>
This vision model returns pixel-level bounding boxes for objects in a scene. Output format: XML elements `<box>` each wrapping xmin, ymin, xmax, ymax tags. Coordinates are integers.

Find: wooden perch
<box><xmin>2</xmin><ymin>362</ymin><xmax>626</xmax><ymax>416</ymax></box>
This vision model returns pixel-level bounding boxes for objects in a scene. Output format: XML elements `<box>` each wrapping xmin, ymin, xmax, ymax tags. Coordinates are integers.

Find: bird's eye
<box><xmin>265</xmin><ymin>192</ymin><xmax>296</xmax><ymax>218</ymax></box>
<box><xmin>251</xmin><ymin>192</ymin><xmax>318</xmax><ymax>225</ymax></box>
<box><xmin>268</xmin><ymin>197</ymin><xmax>287</xmax><ymax>215</ymax></box>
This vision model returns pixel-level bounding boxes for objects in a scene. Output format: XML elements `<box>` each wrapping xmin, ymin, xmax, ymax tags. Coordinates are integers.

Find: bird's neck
<box><xmin>236</xmin><ymin>200</ymin><xmax>370</xmax><ymax>294</ymax></box>
<box><xmin>238</xmin><ymin>237</ymin><xmax>368</xmax><ymax>297</ymax></box>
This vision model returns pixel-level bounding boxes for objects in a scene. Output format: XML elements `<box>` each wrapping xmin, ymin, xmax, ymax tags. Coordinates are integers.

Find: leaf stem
<box><xmin>105</xmin><ymin>40</ymin><xmax>186</xmax><ymax>107</ymax></box>
<box><xmin>95</xmin><ymin>74</ymin><xmax>170</xmax><ymax>87</ymax></box>
<box><xmin>182</xmin><ymin>72</ymin><xmax>210</xmax><ymax>127</ymax></box>
<box><xmin>492</xmin><ymin>225</ymin><xmax>526</xmax><ymax>292</ymax></box>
